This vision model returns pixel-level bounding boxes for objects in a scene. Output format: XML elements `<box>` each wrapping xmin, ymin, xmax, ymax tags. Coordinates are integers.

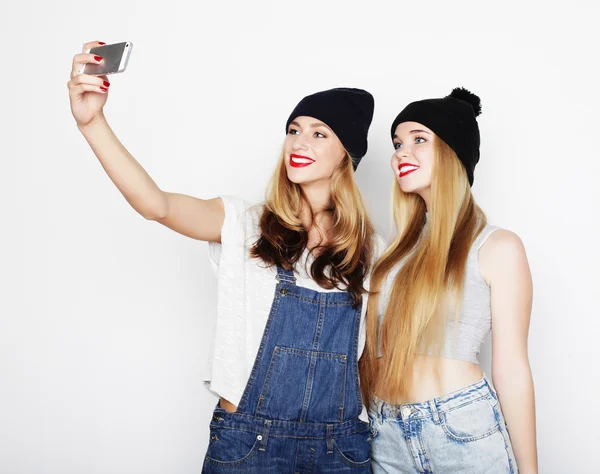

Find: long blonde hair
<box><xmin>251</xmin><ymin>150</ymin><xmax>375</xmax><ymax>306</ymax></box>
<box><xmin>360</xmin><ymin>137</ymin><xmax>486</xmax><ymax>404</ymax></box>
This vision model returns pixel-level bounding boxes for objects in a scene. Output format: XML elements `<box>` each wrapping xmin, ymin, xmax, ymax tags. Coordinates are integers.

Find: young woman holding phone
<box><xmin>68</xmin><ymin>41</ymin><xmax>381</xmax><ymax>473</ymax></box>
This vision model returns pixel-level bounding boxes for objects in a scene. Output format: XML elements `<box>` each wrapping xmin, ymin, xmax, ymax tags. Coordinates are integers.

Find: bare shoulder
<box><xmin>479</xmin><ymin>229</ymin><xmax>530</xmax><ymax>285</ymax></box>
<box><xmin>483</xmin><ymin>229</ymin><xmax>526</xmax><ymax>255</ymax></box>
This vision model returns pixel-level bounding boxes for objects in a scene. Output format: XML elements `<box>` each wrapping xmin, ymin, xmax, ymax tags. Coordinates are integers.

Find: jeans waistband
<box><xmin>211</xmin><ymin>408</ymin><xmax>369</xmax><ymax>439</ymax></box>
<box><xmin>369</xmin><ymin>376</ymin><xmax>498</xmax><ymax>422</ymax></box>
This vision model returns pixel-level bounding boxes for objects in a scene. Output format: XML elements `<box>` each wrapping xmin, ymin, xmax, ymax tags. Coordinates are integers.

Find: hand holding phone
<box><xmin>79</xmin><ymin>41</ymin><xmax>133</xmax><ymax>76</ymax></box>
<box><xmin>68</xmin><ymin>41</ymin><xmax>132</xmax><ymax>127</ymax></box>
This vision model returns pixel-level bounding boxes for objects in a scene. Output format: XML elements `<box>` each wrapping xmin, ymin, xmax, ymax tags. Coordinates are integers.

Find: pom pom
<box><xmin>448</xmin><ymin>87</ymin><xmax>482</xmax><ymax>117</ymax></box>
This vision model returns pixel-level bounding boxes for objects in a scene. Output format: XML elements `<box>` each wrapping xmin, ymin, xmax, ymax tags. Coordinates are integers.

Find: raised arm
<box><xmin>68</xmin><ymin>41</ymin><xmax>224</xmax><ymax>242</ymax></box>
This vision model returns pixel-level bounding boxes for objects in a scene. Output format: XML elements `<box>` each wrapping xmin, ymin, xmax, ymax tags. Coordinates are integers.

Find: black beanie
<box><xmin>286</xmin><ymin>88</ymin><xmax>375</xmax><ymax>170</ymax></box>
<box><xmin>390</xmin><ymin>87</ymin><xmax>482</xmax><ymax>186</ymax></box>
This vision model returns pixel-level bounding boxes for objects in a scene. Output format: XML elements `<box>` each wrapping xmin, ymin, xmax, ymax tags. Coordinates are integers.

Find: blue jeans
<box><xmin>202</xmin><ymin>265</ymin><xmax>371</xmax><ymax>473</ymax></box>
<box><xmin>369</xmin><ymin>377</ymin><xmax>518</xmax><ymax>474</ymax></box>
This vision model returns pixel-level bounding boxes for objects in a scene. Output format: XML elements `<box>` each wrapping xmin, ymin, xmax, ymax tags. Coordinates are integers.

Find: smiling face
<box><xmin>391</xmin><ymin>121</ymin><xmax>435</xmax><ymax>203</ymax></box>
<box><xmin>283</xmin><ymin>116</ymin><xmax>346</xmax><ymax>185</ymax></box>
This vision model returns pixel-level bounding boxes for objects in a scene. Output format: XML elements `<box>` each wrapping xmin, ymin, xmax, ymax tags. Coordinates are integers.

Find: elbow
<box><xmin>142</xmin><ymin>211</ymin><xmax>166</xmax><ymax>221</ymax></box>
<box><xmin>142</xmin><ymin>206</ymin><xmax>168</xmax><ymax>221</ymax></box>
<box><xmin>139</xmin><ymin>195</ymin><xmax>169</xmax><ymax>221</ymax></box>
<box><xmin>491</xmin><ymin>369</ymin><xmax>511</xmax><ymax>390</ymax></box>
<box><xmin>492</xmin><ymin>357</ymin><xmax>532</xmax><ymax>387</ymax></box>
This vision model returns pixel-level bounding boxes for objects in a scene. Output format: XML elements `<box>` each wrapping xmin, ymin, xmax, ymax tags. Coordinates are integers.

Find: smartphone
<box><xmin>80</xmin><ymin>41</ymin><xmax>133</xmax><ymax>76</ymax></box>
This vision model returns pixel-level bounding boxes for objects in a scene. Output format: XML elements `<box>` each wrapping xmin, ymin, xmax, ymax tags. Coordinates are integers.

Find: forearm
<box><xmin>78</xmin><ymin>113</ymin><xmax>168</xmax><ymax>219</ymax></box>
<box><xmin>493</xmin><ymin>362</ymin><xmax>538</xmax><ymax>473</ymax></box>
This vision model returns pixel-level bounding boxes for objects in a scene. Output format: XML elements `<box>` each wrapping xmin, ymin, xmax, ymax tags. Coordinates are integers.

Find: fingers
<box><xmin>71</xmin><ymin>53</ymin><xmax>105</xmax><ymax>79</ymax></box>
<box><xmin>71</xmin><ymin>41</ymin><xmax>106</xmax><ymax>78</ymax></box>
<box><xmin>81</xmin><ymin>41</ymin><xmax>105</xmax><ymax>54</ymax></box>
<box><xmin>67</xmin><ymin>74</ymin><xmax>111</xmax><ymax>95</ymax></box>
<box><xmin>69</xmin><ymin>83</ymin><xmax>108</xmax><ymax>98</ymax></box>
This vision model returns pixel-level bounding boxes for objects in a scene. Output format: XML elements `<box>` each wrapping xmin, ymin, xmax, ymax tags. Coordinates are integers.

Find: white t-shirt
<box><xmin>205</xmin><ymin>196</ymin><xmax>384</xmax><ymax>422</ymax></box>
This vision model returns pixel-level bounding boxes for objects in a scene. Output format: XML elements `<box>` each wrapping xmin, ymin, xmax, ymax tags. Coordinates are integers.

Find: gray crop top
<box><xmin>377</xmin><ymin>225</ymin><xmax>499</xmax><ymax>364</ymax></box>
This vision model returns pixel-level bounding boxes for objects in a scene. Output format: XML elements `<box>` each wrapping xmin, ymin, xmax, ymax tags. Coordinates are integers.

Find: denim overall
<box><xmin>202</xmin><ymin>265</ymin><xmax>371</xmax><ymax>473</ymax></box>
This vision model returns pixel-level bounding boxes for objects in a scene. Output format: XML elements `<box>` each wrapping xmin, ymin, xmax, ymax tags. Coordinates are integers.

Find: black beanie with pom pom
<box><xmin>390</xmin><ymin>87</ymin><xmax>482</xmax><ymax>186</ymax></box>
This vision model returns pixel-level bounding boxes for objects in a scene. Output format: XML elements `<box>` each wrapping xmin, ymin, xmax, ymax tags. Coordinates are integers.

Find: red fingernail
<box><xmin>98</xmin><ymin>42</ymin><xmax>106</xmax><ymax>45</ymax></box>
<box><xmin>103</xmin><ymin>81</ymin><xmax>110</xmax><ymax>87</ymax></box>
<box><xmin>100</xmin><ymin>87</ymin><xmax>108</xmax><ymax>92</ymax></box>
<box><xmin>94</xmin><ymin>56</ymin><xmax>103</xmax><ymax>62</ymax></box>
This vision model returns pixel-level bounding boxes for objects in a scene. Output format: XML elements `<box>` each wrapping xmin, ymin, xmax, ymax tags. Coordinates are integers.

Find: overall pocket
<box><xmin>440</xmin><ymin>396</ymin><xmax>500</xmax><ymax>442</ymax></box>
<box><xmin>204</xmin><ymin>426</ymin><xmax>262</xmax><ymax>467</ymax></box>
<box><xmin>332</xmin><ymin>428</ymin><xmax>371</xmax><ymax>469</ymax></box>
<box><xmin>256</xmin><ymin>346</ymin><xmax>347</xmax><ymax>423</ymax></box>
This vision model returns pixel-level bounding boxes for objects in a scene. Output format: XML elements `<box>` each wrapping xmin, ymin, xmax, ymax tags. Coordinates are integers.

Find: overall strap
<box><xmin>275</xmin><ymin>264</ymin><xmax>297</xmax><ymax>285</ymax></box>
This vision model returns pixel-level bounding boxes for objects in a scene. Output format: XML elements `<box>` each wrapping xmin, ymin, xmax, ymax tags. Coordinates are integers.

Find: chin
<box><xmin>397</xmin><ymin>179</ymin><xmax>425</xmax><ymax>195</ymax></box>
<box><xmin>285</xmin><ymin>167</ymin><xmax>312</xmax><ymax>185</ymax></box>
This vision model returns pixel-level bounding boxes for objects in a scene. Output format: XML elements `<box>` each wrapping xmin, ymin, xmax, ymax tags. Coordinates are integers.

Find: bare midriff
<box><xmin>376</xmin><ymin>354</ymin><xmax>484</xmax><ymax>404</ymax></box>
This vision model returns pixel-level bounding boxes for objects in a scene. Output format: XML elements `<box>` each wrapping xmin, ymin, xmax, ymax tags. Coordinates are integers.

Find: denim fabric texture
<box><xmin>202</xmin><ymin>265</ymin><xmax>371</xmax><ymax>473</ymax></box>
<box><xmin>369</xmin><ymin>377</ymin><xmax>518</xmax><ymax>474</ymax></box>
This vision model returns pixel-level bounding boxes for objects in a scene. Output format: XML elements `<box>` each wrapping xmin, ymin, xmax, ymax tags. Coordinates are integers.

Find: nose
<box><xmin>292</xmin><ymin>138</ymin><xmax>309</xmax><ymax>151</ymax></box>
<box><xmin>394</xmin><ymin>147</ymin><xmax>410</xmax><ymax>162</ymax></box>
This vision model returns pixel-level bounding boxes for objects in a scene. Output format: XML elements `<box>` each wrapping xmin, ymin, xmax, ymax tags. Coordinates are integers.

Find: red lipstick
<box><xmin>290</xmin><ymin>154</ymin><xmax>315</xmax><ymax>168</ymax></box>
<box><xmin>398</xmin><ymin>163</ymin><xmax>420</xmax><ymax>178</ymax></box>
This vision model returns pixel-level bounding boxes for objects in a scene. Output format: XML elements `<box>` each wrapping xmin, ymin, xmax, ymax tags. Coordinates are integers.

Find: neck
<box><xmin>300</xmin><ymin>179</ymin><xmax>333</xmax><ymax>234</ymax></box>
<box><xmin>418</xmin><ymin>188</ymin><xmax>431</xmax><ymax>211</ymax></box>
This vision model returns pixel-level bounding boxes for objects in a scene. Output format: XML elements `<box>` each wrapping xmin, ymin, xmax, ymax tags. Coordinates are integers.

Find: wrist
<box><xmin>77</xmin><ymin>112</ymin><xmax>107</xmax><ymax>134</ymax></box>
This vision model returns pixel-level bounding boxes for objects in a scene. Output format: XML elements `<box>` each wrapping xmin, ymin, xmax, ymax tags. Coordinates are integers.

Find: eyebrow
<box><xmin>290</xmin><ymin>121</ymin><xmax>333</xmax><ymax>132</ymax></box>
<box><xmin>393</xmin><ymin>129</ymin><xmax>432</xmax><ymax>139</ymax></box>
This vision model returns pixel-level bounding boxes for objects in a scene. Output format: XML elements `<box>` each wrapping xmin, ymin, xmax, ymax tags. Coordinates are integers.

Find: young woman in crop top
<box><xmin>360</xmin><ymin>88</ymin><xmax>537</xmax><ymax>473</ymax></box>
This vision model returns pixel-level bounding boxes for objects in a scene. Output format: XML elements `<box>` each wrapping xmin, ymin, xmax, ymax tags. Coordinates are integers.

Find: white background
<box><xmin>1</xmin><ymin>1</ymin><xmax>599</xmax><ymax>473</ymax></box>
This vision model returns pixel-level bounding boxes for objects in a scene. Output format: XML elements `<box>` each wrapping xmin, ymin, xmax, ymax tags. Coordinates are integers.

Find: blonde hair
<box><xmin>360</xmin><ymin>137</ymin><xmax>486</xmax><ymax>403</ymax></box>
<box><xmin>251</xmin><ymin>149</ymin><xmax>375</xmax><ymax>306</ymax></box>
